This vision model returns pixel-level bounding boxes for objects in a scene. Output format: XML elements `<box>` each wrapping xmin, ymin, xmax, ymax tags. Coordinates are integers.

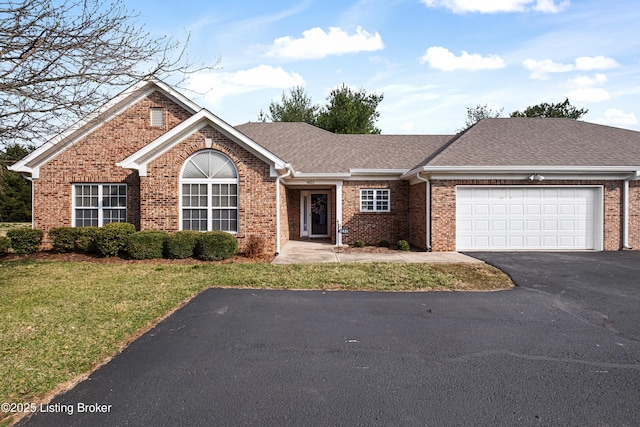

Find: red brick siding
<box><xmin>341</xmin><ymin>180</ymin><xmax>410</xmax><ymax>246</ymax></box>
<box><xmin>279</xmin><ymin>181</ymin><xmax>290</xmax><ymax>250</ymax></box>
<box><xmin>286</xmin><ymin>188</ymin><xmax>301</xmax><ymax>240</ymax></box>
<box><xmin>430</xmin><ymin>180</ymin><xmax>627</xmax><ymax>252</ymax></box>
<box><xmin>630</xmin><ymin>181</ymin><xmax>640</xmax><ymax>249</ymax></box>
<box><xmin>409</xmin><ymin>182</ymin><xmax>427</xmax><ymax>250</ymax></box>
<box><xmin>143</xmin><ymin>125</ymin><xmax>278</xmax><ymax>254</ymax></box>
<box><xmin>34</xmin><ymin>91</ymin><xmax>192</xmax><ymax>236</ymax></box>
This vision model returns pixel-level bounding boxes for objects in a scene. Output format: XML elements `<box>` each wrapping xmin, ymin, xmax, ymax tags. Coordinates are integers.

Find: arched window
<box><xmin>180</xmin><ymin>150</ymin><xmax>238</xmax><ymax>232</ymax></box>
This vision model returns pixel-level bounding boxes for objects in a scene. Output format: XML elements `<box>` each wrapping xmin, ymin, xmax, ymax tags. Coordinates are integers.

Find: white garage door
<box><xmin>456</xmin><ymin>186</ymin><xmax>602</xmax><ymax>251</ymax></box>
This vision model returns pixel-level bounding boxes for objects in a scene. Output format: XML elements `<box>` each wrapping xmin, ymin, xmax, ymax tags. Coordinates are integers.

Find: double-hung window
<box><xmin>181</xmin><ymin>150</ymin><xmax>239</xmax><ymax>233</ymax></box>
<box><xmin>73</xmin><ymin>184</ymin><xmax>127</xmax><ymax>227</ymax></box>
<box><xmin>360</xmin><ymin>189</ymin><xmax>390</xmax><ymax>212</ymax></box>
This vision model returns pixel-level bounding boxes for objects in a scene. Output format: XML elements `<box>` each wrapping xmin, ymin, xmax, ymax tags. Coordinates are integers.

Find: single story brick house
<box><xmin>10</xmin><ymin>78</ymin><xmax>640</xmax><ymax>253</ymax></box>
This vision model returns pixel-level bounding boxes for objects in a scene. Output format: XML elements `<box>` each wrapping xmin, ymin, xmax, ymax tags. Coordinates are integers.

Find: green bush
<box><xmin>353</xmin><ymin>240</ymin><xmax>365</xmax><ymax>248</ymax></box>
<box><xmin>126</xmin><ymin>231</ymin><xmax>168</xmax><ymax>260</ymax></box>
<box><xmin>0</xmin><ymin>236</ymin><xmax>10</xmax><ymax>257</ymax></box>
<box><xmin>95</xmin><ymin>222</ymin><xmax>136</xmax><ymax>257</ymax></box>
<box><xmin>76</xmin><ymin>227</ymin><xmax>100</xmax><ymax>254</ymax></box>
<box><xmin>164</xmin><ymin>231</ymin><xmax>200</xmax><ymax>259</ymax></box>
<box><xmin>6</xmin><ymin>228</ymin><xmax>43</xmax><ymax>255</ymax></box>
<box><xmin>397</xmin><ymin>240</ymin><xmax>410</xmax><ymax>251</ymax></box>
<box><xmin>49</xmin><ymin>227</ymin><xmax>81</xmax><ymax>253</ymax></box>
<box><xmin>379</xmin><ymin>239</ymin><xmax>390</xmax><ymax>248</ymax></box>
<box><xmin>194</xmin><ymin>231</ymin><xmax>238</xmax><ymax>261</ymax></box>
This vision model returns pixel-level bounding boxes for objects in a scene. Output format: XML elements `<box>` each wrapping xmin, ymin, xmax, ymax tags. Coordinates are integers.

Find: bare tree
<box><xmin>0</xmin><ymin>0</ymin><xmax>218</xmax><ymax>147</ymax></box>
<box><xmin>458</xmin><ymin>104</ymin><xmax>503</xmax><ymax>132</ymax></box>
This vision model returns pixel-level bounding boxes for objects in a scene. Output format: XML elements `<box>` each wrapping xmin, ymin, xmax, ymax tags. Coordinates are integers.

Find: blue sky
<box><xmin>129</xmin><ymin>0</ymin><xmax>640</xmax><ymax>134</ymax></box>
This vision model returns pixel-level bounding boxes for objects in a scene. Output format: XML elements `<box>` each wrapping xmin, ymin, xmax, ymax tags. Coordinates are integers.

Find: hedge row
<box><xmin>47</xmin><ymin>226</ymin><xmax>238</xmax><ymax>261</ymax></box>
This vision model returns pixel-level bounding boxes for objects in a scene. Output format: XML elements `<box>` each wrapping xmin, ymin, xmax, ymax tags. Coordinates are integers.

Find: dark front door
<box><xmin>310</xmin><ymin>193</ymin><xmax>329</xmax><ymax>237</ymax></box>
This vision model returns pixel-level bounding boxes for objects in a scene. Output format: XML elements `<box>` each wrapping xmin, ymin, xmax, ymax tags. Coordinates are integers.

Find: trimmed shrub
<box><xmin>379</xmin><ymin>239</ymin><xmax>390</xmax><ymax>248</ymax></box>
<box><xmin>126</xmin><ymin>231</ymin><xmax>168</xmax><ymax>260</ymax></box>
<box><xmin>6</xmin><ymin>228</ymin><xmax>43</xmax><ymax>255</ymax></box>
<box><xmin>397</xmin><ymin>240</ymin><xmax>410</xmax><ymax>251</ymax></box>
<box><xmin>164</xmin><ymin>231</ymin><xmax>200</xmax><ymax>259</ymax></box>
<box><xmin>76</xmin><ymin>227</ymin><xmax>100</xmax><ymax>254</ymax></box>
<box><xmin>194</xmin><ymin>231</ymin><xmax>238</xmax><ymax>261</ymax></box>
<box><xmin>0</xmin><ymin>236</ymin><xmax>10</xmax><ymax>257</ymax></box>
<box><xmin>95</xmin><ymin>222</ymin><xmax>136</xmax><ymax>257</ymax></box>
<box><xmin>246</xmin><ymin>234</ymin><xmax>266</xmax><ymax>258</ymax></box>
<box><xmin>49</xmin><ymin>227</ymin><xmax>81</xmax><ymax>253</ymax></box>
<box><xmin>353</xmin><ymin>240</ymin><xmax>365</xmax><ymax>248</ymax></box>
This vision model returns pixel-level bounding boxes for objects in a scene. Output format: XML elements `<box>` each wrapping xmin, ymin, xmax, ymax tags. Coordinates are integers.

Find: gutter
<box><xmin>416</xmin><ymin>172</ymin><xmax>432</xmax><ymax>251</ymax></box>
<box><xmin>622</xmin><ymin>171</ymin><xmax>640</xmax><ymax>249</ymax></box>
<box><xmin>275</xmin><ymin>165</ymin><xmax>293</xmax><ymax>255</ymax></box>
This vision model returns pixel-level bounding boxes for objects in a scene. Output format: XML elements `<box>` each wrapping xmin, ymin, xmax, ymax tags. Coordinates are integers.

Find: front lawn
<box><xmin>0</xmin><ymin>259</ymin><xmax>512</xmax><ymax>425</ymax></box>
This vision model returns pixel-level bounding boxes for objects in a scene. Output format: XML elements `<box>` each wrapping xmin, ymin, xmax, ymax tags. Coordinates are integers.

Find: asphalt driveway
<box><xmin>17</xmin><ymin>252</ymin><xmax>640</xmax><ymax>427</ymax></box>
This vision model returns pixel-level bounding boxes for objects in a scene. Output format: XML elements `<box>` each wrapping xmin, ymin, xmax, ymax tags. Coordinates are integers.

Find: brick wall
<box><xmin>429</xmin><ymin>180</ymin><xmax>627</xmax><ymax>252</ymax></box>
<box><xmin>34</xmin><ymin>91</ymin><xmax>192</xmax><ymax>236</ymax></box>
<box><xmin>630</xmin><ymin>181</ymin><xmax>640</xmax><ymax>249</ymax></box>
<box><xmin>143</xmin><ymin>125</ymin><xmax>278</xmax><ymax>254</ymax></box>
<box><xmin>341</xmin><ymin>180</ymin><xmax>410</xmax><ymax>246</ymax></box>
<box><xmin>409</xmin><ymin>181</ymin><xmax>427</xmax><ymax>250</ymax></box>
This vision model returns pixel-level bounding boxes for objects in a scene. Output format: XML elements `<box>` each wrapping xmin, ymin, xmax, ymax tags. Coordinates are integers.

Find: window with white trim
<box><xmin>360</xmin><ymin>189</ymin><xmax>390</xmax><ymax>212</ymax></box>
<box><xmin>73</xmin><ymin>184</ymin><xmax>127</xmax><ymax>227</ymax></box>
<box><xmin>181</xmin><ymin>150</ymin><xmax>238</xmax><ymax>232</ymax></box>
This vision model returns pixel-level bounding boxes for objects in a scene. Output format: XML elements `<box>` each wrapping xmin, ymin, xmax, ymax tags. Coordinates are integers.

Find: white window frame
<box><xmin>360</xmin><ymin>189</ymin><xmax>390</xmax><ymax>212</ymax></box>
<box><xmin>179</xmin><ymin>151</ymin><xmax>239</xmax><ymax>233</ymax></box>
<box><xmin>72</xmin><ymin>184</ymin><xmax>127</xmax><ymax>227</ymax></box>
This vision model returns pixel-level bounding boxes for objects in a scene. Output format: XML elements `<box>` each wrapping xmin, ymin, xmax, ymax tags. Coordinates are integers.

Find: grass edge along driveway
<box><xmin>0</xmin><ymin>259</ymin><xmax>512</xmax><ymax>426</ymax></box>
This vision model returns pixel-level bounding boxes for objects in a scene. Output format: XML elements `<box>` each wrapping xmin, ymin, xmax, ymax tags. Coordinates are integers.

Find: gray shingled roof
<box><xmin>427</xmin><ymin>118</ymin><xmax>640</xmax><ymax>167</ymax></box>
<box><xmin>235</xmin><ymin>119</ymin><xmax>640</xmax><ymax>174</ymax></box>
<box><xmin>236</xmin><ymin>122</ymin><xmax>452</xmax><ymax>173</ymax></box>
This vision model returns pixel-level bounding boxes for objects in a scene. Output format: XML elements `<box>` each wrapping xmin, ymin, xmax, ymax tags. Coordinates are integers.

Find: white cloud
<box><xmin>523</xmin><ymin>59</ymin><xmax>573</xmax><ymax>79</ymax></box>
<box><xmin>265</xmin><ymin>26</ymin><xmax>383</xmax><ymax>60</ymax></box>
<box><xmin>566</xmin><ymin>74</ymin><xmax>610</xmax><ymax>103</ymax></box>
<box><xmin>523</xmin><ymin>56</ymin><xmax>619</xmax><ymax>79</ymax></box>
<box><xmin>596</xmin><ymin>109</ymin><xmax>638</xmax><ymax>126</ymax></box>
<box><xmin>575</xmin><ymin>56</ymin><xmax>620</xmax><ymax>71</ymax></box>
<box><xmin>186</xmin><ymin>66</ymin><xmax>305</xmax><ymax>107</ymax></box>
<box><xmin>420</xmin><ymin>46</ymin><xmax>505</xmax><ymax>71</ymax></box>
<box><xmin>420</xmin><ymin>0</ymin><xmax>569</xmax><ymax>14</ymax></box>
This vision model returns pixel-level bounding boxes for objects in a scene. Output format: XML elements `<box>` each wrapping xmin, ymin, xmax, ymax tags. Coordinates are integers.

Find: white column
<box><xmin>336</xmin><ymin>181</ymin><xmax>343</xmax><ymax>246</ymax></box>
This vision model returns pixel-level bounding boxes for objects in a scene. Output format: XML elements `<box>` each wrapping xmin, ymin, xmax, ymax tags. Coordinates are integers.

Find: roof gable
<box><xmin>9</xmin><ymin>78</ymin><xmax>201</xmax><ymax>178</ymax></box>
<box><xmin>118</xmin><ymin>111</ymin><xmax>288</xmax><ymax>177</ymax></box>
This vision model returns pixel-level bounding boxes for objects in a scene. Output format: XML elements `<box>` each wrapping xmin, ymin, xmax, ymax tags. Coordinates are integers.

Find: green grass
<box><xmin>0</xmin><ymin>259</ymin><xmax>512</xmax><ymax>425</ymax></box>
<box><xmin>0</xmin><ymin>223</ymin><xmax>29</xmax><ymax>237</ymax></box>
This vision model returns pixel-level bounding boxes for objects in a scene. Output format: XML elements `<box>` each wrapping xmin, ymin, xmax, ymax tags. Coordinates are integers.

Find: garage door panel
<box><xmin>456</xmin><ymin>187</ymin><xmax>598</xmax><ymax>251</ymax></box>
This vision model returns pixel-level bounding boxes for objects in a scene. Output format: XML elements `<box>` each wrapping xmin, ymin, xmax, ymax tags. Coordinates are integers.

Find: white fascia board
<box><xmin>118</xmin><ymin>110</ymin><xmax>287</xmax><ymax>176</ymax></box>
<box><xmin>284</xmin><ymin>177</ymin><xmax>346</xmax><ymax>187</ymax></box>
<box><xmin>349</xmin><ymin>169</ymin><xmax>408</xmax><ymax>176</ymax></box>
<box><xmin>289</xmin><ymin>171</ymin><xmax>352</xmax><ymax>179</ymax></box>
<box><xmin>403</xmin><ymin>165</ymin><xmax>640</xmax><ymax>180</ymax></box>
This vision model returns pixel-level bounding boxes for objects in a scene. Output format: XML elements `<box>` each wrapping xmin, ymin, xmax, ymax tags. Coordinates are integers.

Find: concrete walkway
<box><xmin>272</xmin><ymin>240</ymin><xmax>483</xmax><ymax>264</ymax></box>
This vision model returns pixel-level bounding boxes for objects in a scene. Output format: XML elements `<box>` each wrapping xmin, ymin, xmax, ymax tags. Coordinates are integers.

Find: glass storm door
<box><xmin>301</xmin><ymin>191</ymin><xmax>330</xmax><ymax>237</ymax></box>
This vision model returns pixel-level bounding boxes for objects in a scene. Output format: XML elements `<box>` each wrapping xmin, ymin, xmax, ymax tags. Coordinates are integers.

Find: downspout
<box><xmin>622</xmin><ymin>171</ymin><xmax>640</xmax><ymax>249</ymax></box>
<box><xmin>275</xmin><ymin>165</ymin><xmax>292</xmax><ymax>255</ymax></box>
<box><xmin>416</xmin><ymin>172</ymin><xmax>432</xmax><ymax>252</ymax></box>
